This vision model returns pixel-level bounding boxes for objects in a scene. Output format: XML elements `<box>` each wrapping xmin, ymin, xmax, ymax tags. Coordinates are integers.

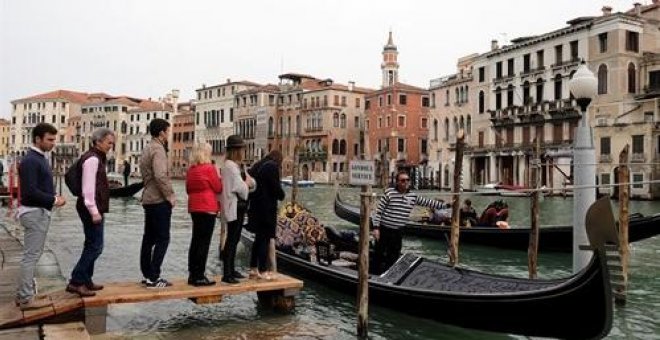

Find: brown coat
<box><xmin>139</xmin><ymin>138</ymin><xmax>174</xmax><ymax>205</ymax></box>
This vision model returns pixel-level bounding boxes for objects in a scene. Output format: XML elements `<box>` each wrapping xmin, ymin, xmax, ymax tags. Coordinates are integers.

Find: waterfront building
<box><xmin>124</xmin><ymin>99</ymin><xmax>175</xmax><ymax>176</ymax></box>
<box><xmin>171</xmin><ymin>110</ymin><xmax>195</xmax><ymax>178</ymax></box>
<box><xmin>366</xmin><ymin>32</ymin><xmax>431</xmax><ymax>186</ymax></box>
<box><xmin>234</xmin><ymin>84</ymin><xmax>279</xmax><ymax>165</ymax></box>
<box><xmin>0</xmin><ymin>119</ymin><xmax>9</xmax><ymax>158</ymax></box>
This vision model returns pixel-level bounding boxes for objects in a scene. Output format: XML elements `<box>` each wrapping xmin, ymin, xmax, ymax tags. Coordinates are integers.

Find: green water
<box><xmin>29</xmin><ymin>182</ymin><xmax>660</xmax><ymax>338</ymax></box>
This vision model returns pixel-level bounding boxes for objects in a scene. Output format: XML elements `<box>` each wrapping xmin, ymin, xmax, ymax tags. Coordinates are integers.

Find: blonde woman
<box><xmin>219</xmin><ymin>135</ymin><xmax>255</xmax><ymax>284</ymax></box>
<box><xmin>186</xmin><ymin>142</ymin><xmax>222</xmax><ymax>286</ymax></box>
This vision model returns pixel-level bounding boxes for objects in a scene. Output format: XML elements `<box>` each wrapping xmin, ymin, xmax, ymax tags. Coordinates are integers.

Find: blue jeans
<box><xmin>70</xmin><ymin>207</ymin><xmax>104</xmax><ymax>285</ymax></box>
<box><xmin>141</xmin><ymin>201</ymin><xmax>172</xmax><ymax>281</ymax></box>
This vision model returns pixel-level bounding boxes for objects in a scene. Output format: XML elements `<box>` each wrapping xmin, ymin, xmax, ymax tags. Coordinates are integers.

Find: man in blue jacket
<box><xmin>16</xmin><ymin>123</ymin><xmax>66</xmax><ymax>310</ymax></box>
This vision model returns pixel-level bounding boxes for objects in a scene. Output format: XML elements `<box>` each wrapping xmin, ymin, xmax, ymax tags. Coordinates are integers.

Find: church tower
<box><xmin>381</xmin><ymin>31</ymin><xmax>399</xmax><ymax>88</ymax></box>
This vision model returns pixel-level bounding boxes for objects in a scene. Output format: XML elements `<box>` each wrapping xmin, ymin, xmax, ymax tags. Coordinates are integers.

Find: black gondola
<box><xmin>109</xmin><ymin>181</ymin><xmax>144</xmax><ymax>198</ymax></box>
<box><xmin>334</xmin><ymin>193</ymin><xmax>660</xmax><ymax>252</ymax></box>
<box><xmin>242</xmin><ymin>198</ymin><xmax>616</xmax><ymax>339</ymax></box>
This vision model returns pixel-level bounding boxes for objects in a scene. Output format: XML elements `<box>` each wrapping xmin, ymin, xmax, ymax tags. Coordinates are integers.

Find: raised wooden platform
<box><xmin>0</xmin><ymin>274</ymin><xmax>303</xmax><ymax>331</ymax></box>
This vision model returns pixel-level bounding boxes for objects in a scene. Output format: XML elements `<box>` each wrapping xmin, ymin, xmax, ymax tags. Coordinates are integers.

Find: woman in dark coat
<box><xmin>247</xmin><ymin>150</ymin><xmax>285</xmax><ymax>280</ymax></box>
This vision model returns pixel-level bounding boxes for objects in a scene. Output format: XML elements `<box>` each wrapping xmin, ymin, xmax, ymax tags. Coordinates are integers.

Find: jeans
<box><xmin>222</xmin><ymin>211</ymin><xmax>245</xmax><ymax>278</ymax></box>
<box><xmin>16</xmin><ymin>208</ymin><xmax>50</xmax><ymax>301</ymax></box>
<box><xmin>373</xmin><ymin>227</ymin><xmax>402</xmax><ymax>275</ymax></box>
<box><xmin>250</xmin><ymin>233</ymin><xmax>270</xmax><ymax>272</ymax></box>
<box><xmin>188</xmin><ymin>213</ymin><xmax>215</xmax><ymax>280</ymax></box>
<box><xmin>140</xmin><ymin>201</ymin><xmax>172</xmax><ymax>281</ymax></box>
<box><xmin>70</xmin><ymin>207</ymin><xmax>104</xmax><ymax>285</ymax></box>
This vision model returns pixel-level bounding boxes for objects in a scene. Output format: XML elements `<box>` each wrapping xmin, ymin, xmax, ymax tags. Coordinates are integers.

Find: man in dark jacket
<box><xmin>16</xmin><ymin>123</ymin><xmax>66</xmax><ymax>310</ymax></box>
<box><xmin>247</xmin><ymin>150</ymin><xmax>285</xmax><ymax>279</ymax></box>
<box><xmin>66</xmin><ymin>128</ymin><xmax>114</xmax><ymax>297</ymax></box>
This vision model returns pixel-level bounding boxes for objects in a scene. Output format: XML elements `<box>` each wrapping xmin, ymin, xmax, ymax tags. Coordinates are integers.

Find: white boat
<box><xmin>281</xmin><ymin>177</ymin><xmax>315</xmax><ymax>187</ymax></box>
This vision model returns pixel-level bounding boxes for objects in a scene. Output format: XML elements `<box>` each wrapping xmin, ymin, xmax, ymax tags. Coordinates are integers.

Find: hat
<box><xmin>226</xmin><ymin>135</ymin><xmax>245</xmax><ymax>149</ymax></box>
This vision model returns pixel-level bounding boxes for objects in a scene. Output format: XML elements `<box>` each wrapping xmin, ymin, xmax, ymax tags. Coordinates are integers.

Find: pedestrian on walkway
<box><xmin>66</xmin><ymin>128</ymin><xmax>114</xmax><ymax>297</ymax></box>
<box><xmin>186</xmin><ymin>142</ymin><xmax>222</xmax><ymax>286</ymax></box>
<box><xmin>220</xmin><ymin>135</ymin><xmax>255</xmax><ymax>284</ymax></box>
<box><xmin>122</xmin><ymin>160</ymin><xmax>131</xmax><ymax>187</ymax></box>
<box><xmin>139</xmin><ymin>118</ymin><xmax>175</xmax><ymax>288</ymax></box>
<box><xmin>15</xmin><ymin>123</ymin><xmax>66</xmax><ymax>310</ymax></box>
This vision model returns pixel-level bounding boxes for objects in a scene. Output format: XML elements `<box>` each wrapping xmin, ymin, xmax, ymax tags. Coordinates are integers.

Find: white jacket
<box><xmin>220</xmin><ymin>159</ymin><xmax>252</xmax><ymax>222</ymax></box>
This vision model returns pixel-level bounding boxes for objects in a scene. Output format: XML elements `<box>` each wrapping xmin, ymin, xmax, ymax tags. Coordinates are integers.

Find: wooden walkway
<box><xmin>0</xmin><ymin>275</ymin><xmax>303</xmax><ymax>330</ymax></box>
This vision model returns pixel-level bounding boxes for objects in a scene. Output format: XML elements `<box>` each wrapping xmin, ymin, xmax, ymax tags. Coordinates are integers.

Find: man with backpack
<box><xmin>66</xmin><ymin>128</ymin><xmax>115</xmax><ymax>297</ymax></box>
<box><xmin>15</xmin><ymin>123</ymin><xmax>66</xmax><ymax>310</ymax></box>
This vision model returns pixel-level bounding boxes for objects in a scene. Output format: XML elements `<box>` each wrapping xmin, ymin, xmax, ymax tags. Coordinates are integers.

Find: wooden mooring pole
<box><xmin>616</xmin><ymin>145</ymin><xmax>630</xmax><ymax>304</ymax></box>
<box><xmin>448</xmin><ymin>130</ymin><xmax>465</xmax><ymax>267</ymax></box>
<box><xmin>291</xmin><ymin>144</ymin><xmax>300</xmax><ymax>205</ymax></box>
<box><xmin>528</xmin><ymin>138</ymin><xmax>541</xmax><ymax>279</ymax></box>
<box><xmin>357</xmin><ymin>186</ymin><xmax>372</xmax><ymax>338</ymax></box>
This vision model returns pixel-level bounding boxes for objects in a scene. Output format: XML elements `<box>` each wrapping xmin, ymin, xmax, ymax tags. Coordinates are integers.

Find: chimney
<box><xmin>634</xmin><ymin>2</ymin><xmax>642</xmax><ymax>16</ymax></box>
<box><xmin>602</xmin><ymin>6</ymin><xmax>612</xmax><ymax>16</ymax></box>
<box><xmin>348</xmin><ymin>81</ymin><xmax>355</xmax><ymax>91</ymax></box>
<box><xmin>226</xmin><ymin>78</ymin><xmax>231</xmax><ymax>83</ymax></box>
<box><xmin>491</xmin><ymin>39</ymin><xmax>499</xmax><ymax>51</ymax></box>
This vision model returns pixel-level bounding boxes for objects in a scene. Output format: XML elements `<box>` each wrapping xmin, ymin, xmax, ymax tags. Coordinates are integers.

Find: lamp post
<box><xmin>568</xmin><ymin>61</ymin><xmax>598</xmax><ymax>273</ymax></box>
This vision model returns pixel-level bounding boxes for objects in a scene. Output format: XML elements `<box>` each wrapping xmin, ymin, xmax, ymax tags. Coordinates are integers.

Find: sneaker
<box><xmin>145</xmin><ymin>278</ymin><xmax>173</xmax><ymax>289</ymax></box>
<box><xmin>16</xmin><ymin>297</ymin><xmax>53</xmax><ymax>311</ymax></box>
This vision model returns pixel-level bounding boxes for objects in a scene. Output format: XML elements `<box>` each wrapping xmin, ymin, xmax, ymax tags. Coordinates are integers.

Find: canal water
<box><xmin>13</xmin><ymin>182</ymin><xmax>660</xmax><ymax>339</ymax></box>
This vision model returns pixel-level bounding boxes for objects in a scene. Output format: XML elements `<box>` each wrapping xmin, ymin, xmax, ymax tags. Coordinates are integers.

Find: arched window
<box><xmin>332</xmin><ymin>139</ymin><xmax>339</xmax><ymax>155</ymax></box>
<box><xmin>627</xmin><ymin>63</ymin><xmax>636</xmax><ymax>94</ymax></box>
<box><xmin>495</xmin><ymin>86</ymin><xmax>502</xmax><ymax>110</ymax></box>
<box><xmin>268</xmin><ymin>117</ymin><xmax>274</xmax><ymax>136</ymax></box>
<box><xmin>340</xmin><ymin>140</ymin><xmax>347</xmax><ymax>155</ymax></box>
<box><xmin>459</xmin><ymin>116</ymin><xmax>465</xmax><ymax>131</ymax></box>
<box><xmin>433</xmin><ymin>119</ymin><xmax>438</xmax><ymax>140</ymax></box>
<box><xmin>478</xmin><ymin>91</ymin><xmax>485</xmax><ymax>113</ymax></box>
<box><xmin>522</xmin><ymin>81</ymin><xmax>531</xmax><ymax>105</ymax></box>
<box><xmin>444</xmin><ymin>118</ymin><xmax>449</xmax><ymax>140</ymax></box>
<box><xmin>554</xmin><ymin>74</ymin><xmax>562</xmax><ymax>100</ymax></box>
<box><xmin>598</xmin><ymin>64</ymin><xmax>608</xmax><ymax>94</ymax></box>
<box><xmin>507</xmin><ymin>84</ymin><xmax>514</xmax><ymax>107</ymax></box>
<box><xmin>455</xmin><ymin>88</ymin><xmax>459</xmax><ymax>104</ymax></box>
<box><xmin>333</xmin><ymin>112</ymin><xmax>339</xmax><ymax>127</ymax></box>
<box><xmin>536</xmin><ymin>78</ymin><xmax>544</xmax><ymax>103</ymax></box>
<box><xmin>453</xmin><ymin>117</ymin><xmax>459</xmax><ymax>134</ymax></box>
<box><xmin>296</xmin><ymin>115</ymin><xmax>301</xmax><ymax>135</ymax></box>
<box><xmin>465</xmin><ymin>86</ymin><xmax>469</xmax><ymax>102</ymax></box>
<box><xmin>279</xmin><ymin>117</ymin><xmax>283</xmax><ymax>136</ymax></box>
<box><xmin>340</xmin><ymin>114</ymin><xmax>346</xmax><ymax>128</ymax></box>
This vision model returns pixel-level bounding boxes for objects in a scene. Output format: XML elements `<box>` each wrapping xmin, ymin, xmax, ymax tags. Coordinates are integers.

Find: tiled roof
<box><xmin>236</xmin><ymin>84</ymin><xmax>280</xmax><ymax>95</ymax></box>
<box><xmin>0</xmin><ymin>119</ymin><xmax>10</xmax><ymax>125</ymax></box>
<box><xmin>13</xmin><ymin>90</ymin><xmax>91</xmax><ymax>104</ymax></box>
<box><xmin>130</xmin><ymin>100</ymin><xmax>174</xmax><ymax>112</ymax></box>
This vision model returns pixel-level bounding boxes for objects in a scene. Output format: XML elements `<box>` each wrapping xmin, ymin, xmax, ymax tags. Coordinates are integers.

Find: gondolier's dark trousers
<box><xmin>374</xmin><ymin>226</ymin><xmax>402</xmax><ymax>275</ymax></box>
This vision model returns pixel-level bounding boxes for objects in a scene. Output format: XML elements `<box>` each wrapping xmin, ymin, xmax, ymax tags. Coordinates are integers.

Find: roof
<box><xmin>12</xmin><ymin>90</ymin><xmax>91</xmax><ymax>104</ymax></box>
<box><xmin>236</xmin><ymin>84</ymin><xmax>280</xmax><ymax>95</ymax></box>
<box><xmin>0</xmin><ymin>118</ymin><xmax>10</xmax><ymax>125</ymax></box>
<box><xmin>87</xmin><ymin>96</ymin><xmax>142</xmax><ymax>107</ymax></box>
<box><xmin>368</xmin><ymin>82</ymin><xmax>429</xmax><ymax>95</ymax></box>
<box><xmin>195</xmin><ymin>80</ymin><xmax>261</xmax><ymax>92</ymax></box>
<box><xmin>129</xmin><ymin>100</ymin><xmax>174</xmax><ymax>112</ymax></box>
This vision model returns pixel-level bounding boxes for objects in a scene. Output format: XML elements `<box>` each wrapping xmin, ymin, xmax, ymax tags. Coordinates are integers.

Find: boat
<box><xmin>241</xmin><ymin>199</ymin><xmax>615</xmax><ymax>339</ymax></box>
<box><xmin>109</xmin><ymin>182</ymin><xmax>144</xmax><ymax>198</ymax></box>
<box><xmin>334</xmin><ymin>193</ymin><xmax>660</xmax><ymax>252</ymax></box>
<box><xmin>281</xmin><ymin>176</ymin><xmax>315</xmax><ymax>187</ymax></box>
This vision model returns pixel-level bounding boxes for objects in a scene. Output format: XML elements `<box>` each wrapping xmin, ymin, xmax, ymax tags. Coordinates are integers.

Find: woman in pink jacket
<box><xmin>186</xmin><ymin>143</ymin><xmax>222</xmax><ymax>286</ymax></box>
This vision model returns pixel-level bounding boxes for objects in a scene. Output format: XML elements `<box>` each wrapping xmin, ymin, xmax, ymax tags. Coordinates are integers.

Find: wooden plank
<box><xmin>42</xmin><ymin>322</ymin><xmax>90</xmax><ymax>340</ymax></box>
<box><xmin>190</xmin><ymin>295</ymin><xmax>223</xmax><ymax>304</ymax></box>
<box><xmin>0</xmin><ymin>326</ymin><xmax>40</xmax><ymax>340</ymax></box>
<box><xmin>49</xmin><ymin>291</ymin><xmax>83</xmax><ymax>315</ymax></box>
<box><xmin>0</xmin><ymin>302</ymin><xmax>24</xmax><ymax>329</ymax></box>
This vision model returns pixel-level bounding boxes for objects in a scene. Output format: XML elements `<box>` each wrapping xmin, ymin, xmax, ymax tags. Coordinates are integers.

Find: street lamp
<box><xmin>568</xmin><ymin>61</ymin><xmax>597</xmax><ymax>273</ymax></box>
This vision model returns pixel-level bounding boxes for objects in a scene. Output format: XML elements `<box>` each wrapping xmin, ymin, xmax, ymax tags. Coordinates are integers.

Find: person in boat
<box><xmin>459</xmin><ymin>199</ymin><xmax>478</xmax><ymax>226</ymax></box>
<box><xmin>371</xmin><ymin>170</ymin><xmax>448</xmax><ymax>274</ymax></box>
<box><xmin>247</xmin><ymin>150</ymin><xmax>285</xmax><ymax>280</ymax></box>
<box><xmin>429</xmin><ymin>202</ymin><xmax>452</xmax><ymax>225</ymax></box>
<box><xmin>479</xmin><ymin>200</ymin><xmax>509</xmax><ymax>228</ymax></box>
<box><xmin>122</xmin><ymin>160</ymin><xmax>131</xmax><ymax>187</ymax></box>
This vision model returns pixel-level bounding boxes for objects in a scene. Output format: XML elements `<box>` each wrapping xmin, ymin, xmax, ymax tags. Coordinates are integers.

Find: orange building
<box><xmin>171</xmin><ymin>110</ymin><xmax>195</xmax><ymax>178</ymax></box>
<box><xmin>365</xmin><ymin>32</ymin><xmax>431</xmax><ymax>184</ymax></box>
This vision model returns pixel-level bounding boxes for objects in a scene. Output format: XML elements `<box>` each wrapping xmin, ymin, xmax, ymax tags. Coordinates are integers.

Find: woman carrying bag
<box><xmin>219</xmin><ymin>135</ymin><xmax>256</xmax><ymax>284</ymax></box>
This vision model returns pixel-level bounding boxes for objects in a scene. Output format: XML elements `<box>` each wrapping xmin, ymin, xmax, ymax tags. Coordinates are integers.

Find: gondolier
<box><xmin>371</xmin><ymin>170</ymin><xmax>447</xmax><ymax>274</ymax></box>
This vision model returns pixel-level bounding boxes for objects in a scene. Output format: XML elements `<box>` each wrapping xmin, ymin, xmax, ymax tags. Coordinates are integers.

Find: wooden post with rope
<box><xmin>356</xmin><ymin>118</ymin><xmax>372</xmax><ymax>338</ymax></box>
<box><xmin>528</xmin><ymin>138</ymin><xmax>541</xmax><ymax>279</ymax></box>
<box><xmin>291</xmin><ymin>144</ymin><xmax>300</xmax><ymax>205</ymax></box>
<box><xmin>616</xmin><ymin>144</ymin><xmax>630</xmax><ymax>304</ymax></box>
<box><xmin>448</xmin><ymin>130</ymin><xmax>464</xmax><ymax>267</ymax></box>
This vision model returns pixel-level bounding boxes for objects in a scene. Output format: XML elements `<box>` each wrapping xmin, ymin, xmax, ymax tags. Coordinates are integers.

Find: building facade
<box><xmin>171</xmin><ymin>111</ymin><xmax>195</xmax><ymax>178</ymax></box>
<box><xmin>0</xmin><ymin>119</ymin><xmax>10</xmax><ymax>158</ymax></box>
<box><xmin>234</xmin><ymin>84</ymin><xmax>279</xmax><ymax>165</ymax></box>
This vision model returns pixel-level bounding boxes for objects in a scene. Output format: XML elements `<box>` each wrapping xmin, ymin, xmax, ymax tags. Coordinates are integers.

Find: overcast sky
<box><xmin>0</xmin><ymin>0</ymin><xmax>642</xmax><ymax>118</ymax></box>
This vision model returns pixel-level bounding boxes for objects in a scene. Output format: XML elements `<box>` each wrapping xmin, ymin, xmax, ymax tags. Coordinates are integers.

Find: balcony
<box><xmin>599</xmin><ymin>154</ymin><xmax>612</xmax><ymax>163</ymax></box>
<box><xmin>519</xmin><ymin>66</ymin><xmax>545</xmax><ymax>79</ymax></box>
<box><xmin>631</xmin><ymin>153</ymin><xmax>645</xmax><ymax>163</ymax></box>
<box><xmin>299</xmin><ymin>150</ymin><xmax>328</xmax><ymax>162</ymax></box>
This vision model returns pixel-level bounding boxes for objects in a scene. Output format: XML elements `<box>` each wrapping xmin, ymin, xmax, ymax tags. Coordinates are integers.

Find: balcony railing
<box><xmin>299</xmin><ymin>151</ymin><xmax>328</xmax><ymax>162</ymax></box>
<box><xmin>631</xmin><ymin>153</ymin><xmax>646</xmax><ymax>163</ymax></box>
<box><xmin>599</xmin><ymin>154</ymin><xmax>612</xmax><ymax>163</ymax></box>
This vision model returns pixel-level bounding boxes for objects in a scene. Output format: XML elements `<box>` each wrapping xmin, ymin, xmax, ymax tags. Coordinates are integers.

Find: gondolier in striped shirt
<box><xmin>372</xmin><ymin>171</ymin><xmax>448</xmax><ymax>274</ymax></box>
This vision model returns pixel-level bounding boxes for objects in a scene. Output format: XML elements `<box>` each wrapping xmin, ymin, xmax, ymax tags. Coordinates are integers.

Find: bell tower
<box><xmin>381</xmin><ymin>31</ymin><xmax>399</xmax><ymax>88</ymax></box>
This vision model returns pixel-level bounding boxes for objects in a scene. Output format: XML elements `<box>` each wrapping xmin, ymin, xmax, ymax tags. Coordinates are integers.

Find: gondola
<box><xmin>109</xmin><ymin>181</ymin><xmax>144</xmax><ymax>198</ymax></box>
<box><xmin>241</xmin><ymin>198</ymin><xmax>615</xmax><ymax>339</ymax></box>
<box><xmin>334</xmin><ymin>193</ymin><xmax>660</xmax><ymax>252</ymax></box>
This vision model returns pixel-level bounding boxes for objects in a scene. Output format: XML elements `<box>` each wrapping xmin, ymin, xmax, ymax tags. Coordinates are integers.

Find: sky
<box><xmin>0</xmin><ymin>0</ymin><xmax>643</xmax><ymax>118</ymax></box>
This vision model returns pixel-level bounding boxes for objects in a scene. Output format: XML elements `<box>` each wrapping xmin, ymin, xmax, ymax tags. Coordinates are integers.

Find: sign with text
<box><xmin>349</xmin><ymin>160</ymin><xmax>375</xmax><ymax>186</ymax></box>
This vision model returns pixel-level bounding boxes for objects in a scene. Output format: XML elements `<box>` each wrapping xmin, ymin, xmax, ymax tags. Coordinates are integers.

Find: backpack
<box><xmin>65</xmin><ymin>157</ymin><xmax>83</xmax><ymax>197</ymax></box>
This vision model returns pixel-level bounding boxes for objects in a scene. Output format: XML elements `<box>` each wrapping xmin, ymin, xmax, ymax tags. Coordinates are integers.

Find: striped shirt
<box><xmin>371</xmin><ymin>188</ymin><xmax>448</xmax><ymax>230</ymax></box>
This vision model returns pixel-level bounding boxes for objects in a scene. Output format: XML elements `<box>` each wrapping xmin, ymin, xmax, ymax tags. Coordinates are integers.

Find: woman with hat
<box><xmin>219</xmin><ymin>135</ymin><xmax>256</xmax><ymax>284</ymax></box>
<box><xmin>185</xmin><ymin>142</ymin><xmax>223</xmax><ymax>286</ymax></box>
